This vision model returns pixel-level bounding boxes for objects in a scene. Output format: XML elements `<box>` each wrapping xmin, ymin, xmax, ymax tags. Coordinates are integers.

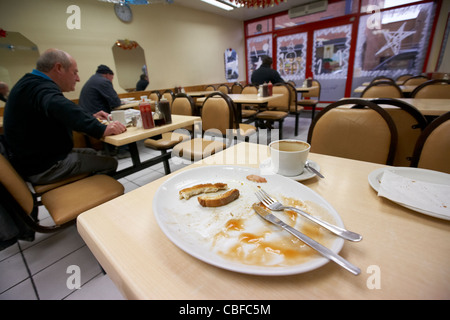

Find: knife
<box><xmin>252</xmin><ymin>204</ymin><xmax>360</xmax><ymax>275</ymax></box>
<box><xmin>306</xmin><ymin>161</ymin><xmax>324</xmax><ymax>178</ymax></box>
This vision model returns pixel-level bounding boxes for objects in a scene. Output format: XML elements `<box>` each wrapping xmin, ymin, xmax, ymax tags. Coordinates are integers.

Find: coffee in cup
<box><xmin>269</xmin><ymin>140</ymin><xmax>310</xmax><ymax>176</ymax></box>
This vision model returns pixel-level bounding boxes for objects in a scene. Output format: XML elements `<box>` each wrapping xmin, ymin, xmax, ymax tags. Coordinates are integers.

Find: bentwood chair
<box><xmin>172</xmin><ymin>92</ymin><xmax>255</xmax><ymax>161</ymax></box>
<box><xmin>361</xmin><ymin>80</ymin><xmax>403</xmax><ymax>98</ymax></box>
<box><xmin>162</xmin><ymin>89</ymin><xmax>175</xmax><ymax>108</ymax></box>
<box><xmin>297</xmin><ymin>79</ymin><xmax>321</xmax><ymax>120</ymax></box>
<box><xmin>410</xmin><ymin>111</ymin><xmax>450</xmax><ymax>174</ymax></box>
<box><xmin>149</xmin><ymin>90</ymin><xmax>162</xmax><ymax>103</ymax></box>
<box><xmin>411</xmin><ymin>79</ymin><xmax>450</xmax><ymax>99</ymax></box>
<box><xmin>217</xmin><ymin>84</ymin><xmax>230</xmax><ymax>94</ymax></box>
<box><xmin>240</xmin><ymin>84</ymin><xmax>259</xmax><ymax>122</ymax></box>
<box><xmin>369</xmin><ymin>99</ymin><xmax>428</xmax><ymax>166</ymax></box>
<box><xmin>0</xmin><ymin>153</ymin><xmax>124</xmax><ymax>233</ymax></box>
<box><xmin>396</xmin><ymin>74</ymin><xmax>413</xmax><ymax>84</ymax></box>
<box><xmin>255</xmin><ymin>83</ymin><xmax>289</xmax><ymax>139</ymax></box>
<box><xmin>307</xmin><ymin>99</ymin><xmax>398</xmax><ymax>165</ymax></box>
<box><xmin>231</xmin><ymin>82</ymin><xmax>243</xmax><ymax>94</ymax></box>
<box><xmin>285</xmin><ymin>82</ymin><xmax>304</xmax><ymax>136</ymax></box>
<box><xmin>371</xmin><ymin>76</ymin><xmax>395</xmax><ymax>84</ymax></box>
<box><xmin>144</xmin><ymin>93</ymin><xmax>195</xmax><ymax>173</ymax></box>
<box><xmin>205</xmin><ymin>85</ymin><xmax>216</xmax><ymax>91</ymax></box>
<box><xmin>403</xmin><ymin>75</ymin><xmax>429</xmax><ymax>86</ymax></box>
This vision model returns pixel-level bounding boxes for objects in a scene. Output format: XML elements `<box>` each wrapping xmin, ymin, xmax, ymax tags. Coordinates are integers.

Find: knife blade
<box><xmin>252</xmin><ymin>203</ymin><xmax>360</xmax><ymax>275</ymax></box>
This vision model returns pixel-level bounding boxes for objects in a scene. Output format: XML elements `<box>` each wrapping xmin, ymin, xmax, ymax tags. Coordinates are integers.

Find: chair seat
<box><xmin>41</xmin><ymin>174</ymin><xmax>124</xmax><ymax>225</ymax></box>
<box><xmin>144</xmin><ymin>132</ymin><xmax>189</xmax><ymax>150</ymax></box>
<box><xmin>32</xmin><ymin>173</ymin><xmax>90</xmax><ymax>195</ymax></box>
<box><xmin>242</xmin><ymin>109</ymin><xmax>258</xmax><ymax>118</ymax></box>
<box><xmin>298</xmin><ymin>99</ymin><xmax>318</xmax><ymax>106</ymax></box>
<box><xmin>172</xmin><ymin>138</ymin><xmax>226</xmax><ymax>161</ymax></box>
<box><xmin>234</xmin><ymin>123</ymin><xmax>257</xmax><ymax>137</ymax></box>
<box><xmin>256</xmin><ymin>110</ymin><xmax>288</xmax><ymax>120</ymax></box>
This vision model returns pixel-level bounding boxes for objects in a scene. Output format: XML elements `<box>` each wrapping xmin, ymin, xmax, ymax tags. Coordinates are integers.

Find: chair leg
<box><xmin>311</xmin><ymin>105</ymin><xmax>316</xmax><ymax>120</ymax></box>
<box><xmin>278</xmin><ymin>120</ymin><xmax>284</xmax><ymax>140</ymax></box>
<box><xmin>295</xmin><ymin>113</ymin><xmax>299</xmax><ymax>136</ymax></box>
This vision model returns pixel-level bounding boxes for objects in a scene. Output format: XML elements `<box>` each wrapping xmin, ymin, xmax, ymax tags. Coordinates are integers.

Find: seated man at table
<box><xmin>78</xmin><ymin>64</ymin><xmax>122</xmax><ymax>114</ymax></box>
<box><xmin>251</xmin><ymin>55</ymin><xmax>285</xmax><ymax>85</ymax></box>
<box><xmin>3</xmin><ymin>48</ymin><xmax>127</xmax><ymax>185</ymax></box>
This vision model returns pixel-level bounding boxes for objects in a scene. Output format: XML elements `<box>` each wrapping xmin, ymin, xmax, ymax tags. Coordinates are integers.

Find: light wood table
<box><xmin>77</xmin><ymin>142</ymin><xmax>450</xmax><ymax>299</ymax></box>
<box><xmin>104</xmin><ymin>114</ymin><xmax>201</xmax><ymax>178</ymax></box>
<box><xmin>354</xmin><ymin>85</ymin><xmax>417</xmax><ymax>95</ymax></box>
<box><xmin>185</xmin><ymin>90</ymin><xmax>219</xmax><ymax>97</ymax></box>
<box><xmin>296</xmin><ymin>85</ymin><xmax>319</xmax><ymax>93</ymax></box>
<box><xmin>340</xmin><ymin>98</ymin><xmax>450</xmax><ymax>116</ymax></box>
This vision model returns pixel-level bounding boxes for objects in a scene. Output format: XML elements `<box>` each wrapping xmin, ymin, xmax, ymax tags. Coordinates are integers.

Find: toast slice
<box><xmin>198</xmin><ymin>188</ymin><xmax>240</xmax><ymax>207</ymax></box>
<box><xmin>179</xmin><ymin>183</ymin><xmax>228</xmax><ymax>200</ymax></box>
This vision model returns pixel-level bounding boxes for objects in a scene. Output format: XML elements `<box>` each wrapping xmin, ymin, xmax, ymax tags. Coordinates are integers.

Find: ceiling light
<box><xmin>200</xmin><ymin>0</ymin><xmax>235</xmax><ymax>11</ymax></box>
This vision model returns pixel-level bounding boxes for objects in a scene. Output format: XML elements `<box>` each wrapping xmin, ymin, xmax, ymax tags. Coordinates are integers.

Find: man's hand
<box><xmin>103</xmin><ymin>121</ymin><xmax>126</xmax><ymax>136</ymax></box>
<box><xmin>93</xmin><ymin>110</ymin><xmax>110</xmax><ymax>121</ymax></box>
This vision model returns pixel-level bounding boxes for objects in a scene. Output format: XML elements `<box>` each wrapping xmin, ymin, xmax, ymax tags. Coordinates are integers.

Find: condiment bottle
<box><xmin>154</xmin><ymin>103</ymin><xmax>165</xmax><ymax>126</ymax></box>
<box><xmin>158</xmin><ymin>98</ymin><xmax>172</xmax><ymax>124</ymax></box>
<box><xmin>139</xmin><ymin>101</ymin><xmax>154</xmax><ymax>129</ymax></box>
<box><xmin>262</xmin><ymin>82</ymin><xmax>268</xmax><ymax>97</ymax></box>
<box><xmin>268</xmin><ymin>81</ymin><xmax>273</xmax><ymax>96</ymax></box>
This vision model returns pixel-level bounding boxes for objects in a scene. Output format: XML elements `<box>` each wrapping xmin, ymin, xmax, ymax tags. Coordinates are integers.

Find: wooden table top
<box><xmin>295</xmin><ymin>86</ymin><xmax>319</xmax><ymax>93</ymax></box>
<box><xmin>103</xmin><ymin>114</ymin><xmax>201</xmax><ymax>146</ymax></box>
<box><xmin>77</xmin><ymin>142</ymin><xmax>450</xmax><ymax>299</ymax></box>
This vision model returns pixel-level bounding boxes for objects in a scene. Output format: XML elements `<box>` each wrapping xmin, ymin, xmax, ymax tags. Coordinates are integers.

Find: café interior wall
<box><xmin>0</xmin><ymin>0</ymin><xmax>245</xmax><ymax>100</ymax></box>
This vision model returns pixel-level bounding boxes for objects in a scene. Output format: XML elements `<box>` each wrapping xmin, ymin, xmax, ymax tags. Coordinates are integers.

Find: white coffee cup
<box><xmin>269</xmin><ymin>139</ymin><xmax>310</xmax><ymax>176</ymax></box>
<box><xmin>110</xmin><ymin>110</ymin><xmax>127</xmax><ymax>125</ymax></box>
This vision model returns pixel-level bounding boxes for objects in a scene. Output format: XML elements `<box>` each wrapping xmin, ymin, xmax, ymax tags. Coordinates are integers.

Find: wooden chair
<box><xmin>410</xmin><ymin>111</ymin><xmax>450</xmax><ymax>174</ymax></box>
<box><xmin>371</xmin><ymin>76</ymin><xmax>395</xmax><ymax>84</ymax></box>
<box><xmin>361</xmin><ymin>80</ymin><xmax>403</xmax><ymax>98</ymax></box>
<box><xmin>231</xmin><ymin>82</ymin><xmax>243</xmax><ymax>94</ymax></box>
<box><xmin>285</xmin><ymin>82</ymin><xmax>304</xmax><ymax>136</ymax></box>
<box><xmin>297</xmin><ymin>79</ymin><xmax>321</xmax><ymax>120</ymax></box>
<box><xmin>396</xmin><ymin>74</ymin><xmax>413</xmax><ymax>84</ymax></box>
<box><xmin>149</xmin><ymin>90</ymin><xmax>161</xmax><ymax>103</ymax></box>
<box><xmin>369</xmin><ymin>99</ymin><xmax>428</xmax><ymax>166</ymax></box>
<box><xmin>172</xmin><ymin>92</ymin><xmax>255</xmax><ymax>161</ymax></box>
<box><xmin>217</xmin><ymin>84</ymin><xmax>230</xmax><ymax>94</ymax></box>
<box><xmin>411</xmin><ymin>79</ymin><xmax>450</xmax><ymax>99</ymax></box>
<box><xmin>144</xmin><ymin>93</ymin><xmax>195</xmax><ymax>174</ymax></box>
<box><xmin>255</xmin><ymin>83</ymin><xmax>289</xmax><ymax>139</ymax></box>
<box><xmin>205</xmin><ymin>85</ymin><xmax>216</xmax><ymax>91</ymax></box>
<box><xmin>307</xmin><ymin>99</ymin><xmax>398</xmax><ymax>165</ymax></box>
<box><xmin>240</xmin><ymin>84</ymin><xmax>259</xmax><ymax>122</ymax></box>
<box><xmin>403</xmin><ymin>75</ymin><xmax>428</xmax><ymax>86</ymax></box>
<box><xmin>0</xmin><ymin>154</ymin><xmax>124</xmax><ymax>233</ymax></box>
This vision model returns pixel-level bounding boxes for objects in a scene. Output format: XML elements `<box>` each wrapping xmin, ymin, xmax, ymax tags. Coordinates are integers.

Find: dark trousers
<box><xmin>27</xmin><ymin>148</ymin><xmax>118</xmax><ymax>185</ymax></box>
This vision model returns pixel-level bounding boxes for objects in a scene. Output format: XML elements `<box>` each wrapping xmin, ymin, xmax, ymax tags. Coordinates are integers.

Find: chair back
<box><xmin>411</xmin><ymin>79</ymin><xmax>450</xmax><ymax>99</ymax></box>
<box><xmin>268</xmin><ymin>83</ymin><xmax>290</xmax><ymax>112</ymax></box>
<box><xmin>0</xmin><ymin>154</ymin><xmax>34</xmax><ymax>215</ymax></box>
<box><xmin>307</xmin><ymin>99</ymin><xmax>398</xmax><ymax>165</ymax></box>
<box><xmin>396</xmin><ymin>74</ymin><xmax>413</xmax><ymax>84</ymax></box>
<box><xmin>370</xmin><ymin>99</ymin><xmax>428</xmax><ymax>166</ymax></box>
<box><xmin>205</xmin><ymin>85</ymin><xmax>216</xmax><ymax>91</ymax></box>
<box><xmin>149</xmin><ymin>90</ymin><xmax>161</xmax><ymax>102</ymax></box>
<box><xmin>231</xmin><ymin>82</ymin><xmax>243</xmax><ymax>94</ymax></box>
<box><xmin>371</xmin><ymin>76</ymin><xmax>395</xmax><ymax>84</ymax></box>
<box><xmin>361</xmin><ymin>80</ymin><xmax>403</xmax><ymax>98</ymax></box>
<box><xmin>241</xmin><ymin>84</ymin><xmax>258</xmax><ymax>94</ymax></box>
<box><xmin>172</xmin><ymin>93</ymin><xmax>196</xmax><ymax>131</ymax></box>
<box><xmin>217</xmin><ymin>84</ymin><xmax>230</xmax><ymax>94</ymax></box>
<box><xmin>285</xmin><ymin>82</ymin><xmax>298</xmax><ymax>113</ymax></box>
<box><xmin>201</xmin><ymin>92</ymin><xmax>235</xmax><ymax>135</ymax></box>
<box><xmin>403</xmin><ymin>75</ymin><xmax>428</xmax><ymax>86</ymax></box>
<box><xmin>411</xmin><ymin>111</ymin><xmax>450</xmax><ymax>173</ymax></box>
<box><xmin>302</xmin><ymin>80</ymin><xmax>321</xmax><ymax>99</ymax></box>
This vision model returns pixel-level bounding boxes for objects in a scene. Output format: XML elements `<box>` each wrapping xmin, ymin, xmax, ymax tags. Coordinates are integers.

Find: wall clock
<box><xmin>114</xmin><ymin>3</ymin><xmax>132</xmax><ymax>22</ymax></box>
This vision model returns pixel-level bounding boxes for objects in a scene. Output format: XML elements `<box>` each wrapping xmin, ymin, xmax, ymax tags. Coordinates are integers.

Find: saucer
<box><xmin>259</xmin><ymin>159</ymin><xmax>321</xmax><ymax>181</ymax></box>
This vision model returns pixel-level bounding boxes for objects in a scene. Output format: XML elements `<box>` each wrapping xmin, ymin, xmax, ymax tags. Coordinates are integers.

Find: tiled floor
<box><xmin>0</xmin><ymin>112</ymin><xmax>313</xmax><ymax>300</ymax></box>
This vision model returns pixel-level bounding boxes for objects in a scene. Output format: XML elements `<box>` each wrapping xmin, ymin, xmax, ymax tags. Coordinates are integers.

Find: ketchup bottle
<box><xmin>139</xmin><ymin>102</ymin><xmax>154</xmax><ymax>129</ymax></box>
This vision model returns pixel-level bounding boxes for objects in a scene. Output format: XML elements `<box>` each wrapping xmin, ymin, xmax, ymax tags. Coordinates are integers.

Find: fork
<box><xmin>255</xmin><ymin>189</ymin><xmax>362</xmax><ymax>242</ymax></box>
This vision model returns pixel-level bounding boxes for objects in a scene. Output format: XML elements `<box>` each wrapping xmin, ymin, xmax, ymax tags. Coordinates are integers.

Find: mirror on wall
<box><xmin>0</xmin><ymin>31</ymin><xmax>40</xmax><ymax>88</ymax></box>
<box><xmin>112</xmin><ymin>39</ymin><xmax>147</xmax><ymax>92</ymax></box>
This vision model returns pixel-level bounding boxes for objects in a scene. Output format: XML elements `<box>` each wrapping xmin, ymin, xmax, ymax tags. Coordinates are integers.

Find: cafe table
<box><xmin>77</xmin><ymin>142</ymin><xmax>450</xmax><ymax>299</ymax></box>
<box><xmin>354</xmin><ymin>85</ymin><xmax>417</xmax><ymax>96</ymax></box>
<box><xmin>104</xmin><ymin>114</ymin><xmax>200</xmax><ymax>179</ymax></box>
<box><xmin>295</xmin><ymin>85</ymin><xmax>319</xmax><ymax>93</ymax></box>
<box><xmin>340</xmin><ymin>97</ymin><xmax>450</xmax><ymax>117</ymax></box>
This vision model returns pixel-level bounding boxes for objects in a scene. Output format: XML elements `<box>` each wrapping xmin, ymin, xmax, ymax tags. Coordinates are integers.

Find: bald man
<box><xmin>4</xmin><ymin>48</ymin><xmax>126</xmax><ymax>184</ymax></box>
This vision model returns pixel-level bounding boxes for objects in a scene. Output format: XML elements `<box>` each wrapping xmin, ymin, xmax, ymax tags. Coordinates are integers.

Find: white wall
<box><xmin>0</xmin><ymin>0</ymin><xmax>245</xmax><ymax>99</ymax></box>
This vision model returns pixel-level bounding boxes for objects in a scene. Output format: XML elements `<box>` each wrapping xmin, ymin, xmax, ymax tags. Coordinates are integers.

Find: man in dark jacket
<box><xmin>4</xmin><ymin>48</ymin><xmax>126</xmax><ymax>185</ymax></box>
<box><xmin>79</xmin><ymin>64</ymin><xmax>122</xmax><ymax>114</ymax></box>
<box><xmin>251</xmin><ymin>55</ymin><xmax>285</xmax><ymax>85</ymax></box>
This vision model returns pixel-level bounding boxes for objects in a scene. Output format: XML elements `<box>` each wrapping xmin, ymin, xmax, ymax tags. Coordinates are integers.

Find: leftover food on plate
<box><xmin>179</xmin><ymin>183</ymin><xmax>228</xmax><ymax>200</ymax></box>
<box><xmin>198</xmin><ymin>188</ymin><xmax>240</xmax><ymax>207</ymax></box>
